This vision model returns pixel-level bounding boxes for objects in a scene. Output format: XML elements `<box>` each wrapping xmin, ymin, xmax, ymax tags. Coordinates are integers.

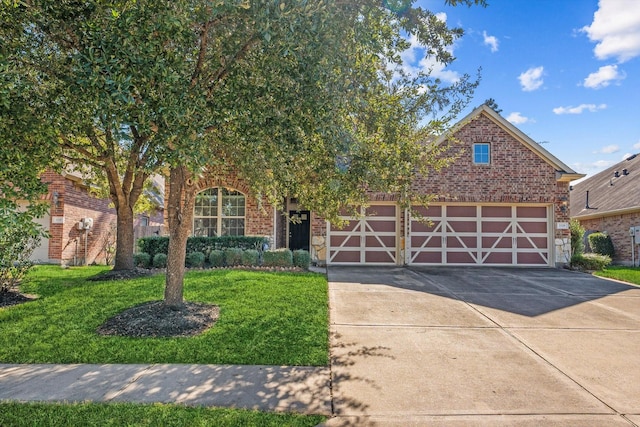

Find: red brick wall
<box><xmin>411</xmin><ymin>113</ymin><xmax>571</xmax><ymax>242</ymax></box>
<box><xmin>41</xmin><ymin>170</ymin><xmax>164</xmax><ymax>265</ymax></box>
<box><xmin>578</xmin><ymin>212</ymin><xmax>640</xmax><ymax>264</ymax></box>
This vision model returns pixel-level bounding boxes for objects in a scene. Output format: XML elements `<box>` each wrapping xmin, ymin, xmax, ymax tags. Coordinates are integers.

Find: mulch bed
<box><xmin>96</xmin><ymin>301</ymin><xmax>219</xmax><ymax>338</ymax></box>
<box><xmin>0</xmin><ymin>289</ymin><xmax>37</xmax><ymax>308</ymax></box>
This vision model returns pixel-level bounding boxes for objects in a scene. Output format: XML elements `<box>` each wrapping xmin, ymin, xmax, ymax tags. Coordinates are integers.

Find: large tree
<box><xmin>2</xmin><ymin>0</ymin><xmax>483</xmax><ymax>307</ymax></box>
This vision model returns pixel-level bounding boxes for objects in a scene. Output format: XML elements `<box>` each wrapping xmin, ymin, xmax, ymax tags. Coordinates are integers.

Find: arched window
<box><xmin>193</xmin><ymin>188</ymin><xmax>245</xmax><ymax>236</ymax></box>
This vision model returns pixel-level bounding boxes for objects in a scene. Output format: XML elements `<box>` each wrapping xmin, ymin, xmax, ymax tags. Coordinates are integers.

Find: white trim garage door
<box><xmin>327</xmin><ymin>204</ymin><xmax>399</xmax><ymax>265</ymax></box>
<box><xmin>407</xmin><ymin>204</ymin><xmax>551</xmax><ymax>266</ymax></box>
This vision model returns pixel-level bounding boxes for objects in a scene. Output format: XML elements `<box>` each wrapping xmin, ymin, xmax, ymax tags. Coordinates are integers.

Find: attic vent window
<box><xmin>473</xmin><ymin>143</ymin><xmax>490</xmax><ymax>165</ymax></box>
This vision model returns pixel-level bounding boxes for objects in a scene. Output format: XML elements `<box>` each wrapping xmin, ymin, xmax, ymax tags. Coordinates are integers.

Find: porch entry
<box><xmin>288</xmin><ymin>210</ymin><xmax>311</xmax><ymax>251</ymax></box>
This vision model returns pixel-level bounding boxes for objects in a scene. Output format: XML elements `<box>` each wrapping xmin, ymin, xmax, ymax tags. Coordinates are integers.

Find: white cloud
<box><xmin>622</xmin><ymin>152</ymin><xmax>632</xmax><ymax>160</ymax></box>
<box><xmin>552</xmin><ymin>103</ymin><xmax>607</xmax><ymax>114</ymax></box>
<box><xmin>633</xmin><ymin>141</ymin><xmax>640</xmax><ymax>150</ymax></box>
<box><xmin>505</xmin><ymin>112</ymin><xmax>534</xmax><ymax>124</ymax></box>
<box><xmin>571</xmin><ymin>159</ymin><xmax>616</xmax><ymax>176</ymax></box>
<box><xmin>581</xmin><ymin>0</ymin><xmax>640</xmax><ymax>63</ymax></box>
<box><xmin>399</xmin><ymin>16</ymin><xmax>461</xmax><ymax>85</ymax></box>
<box><xmin>583</xmin><ymin>64</ymin><xmax>626</xmax><ymax>88</ymax></box>
<box><xmin>482</xmin><ymin>31</ymin><xmax>499</xmax><ymax>52</ymax></box>
<box><xmin>518</xmin><ymin>66</ymin><xmax>544</xmax><ymax>91</ymax></box>
<box><xmin>599</xmin><ymin>144</ymin><xmax>620</xmax><ymax>154</ymax></box>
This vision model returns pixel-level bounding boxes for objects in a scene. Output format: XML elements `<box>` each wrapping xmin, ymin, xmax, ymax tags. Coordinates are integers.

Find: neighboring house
<box><xmin>30</xmin><ymin>170</ymin><xmax>163</xmax><ymax>265</ymax></box>
<box><xmin>570</xmin><ymin>154</ymin><xmax>640</xmax><ymax>265</ymax></box>
<box><xmin>173</xmin><ymin>105</ymin><xmax>583</xmax><ymax>267</ymax></box>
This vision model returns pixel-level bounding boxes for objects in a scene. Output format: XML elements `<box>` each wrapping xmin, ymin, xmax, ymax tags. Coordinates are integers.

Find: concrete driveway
<box><xmin>325</xmin><ymin>266</ymin><xmax>640</xmax><ymax>426</ymax></box>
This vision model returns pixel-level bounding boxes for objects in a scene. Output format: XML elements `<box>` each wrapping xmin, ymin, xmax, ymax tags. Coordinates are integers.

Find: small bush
<box><xmin>208</xmin><ymin>250</ymin><xmax>224</xmax><ymax>268</ymax></box>
<box><xmin>133</xmin><ymin>252</ymin><xmax>151</xmax><ymax>268</ymax></box>
<box><xmin>137</xmin><ymin>237</ymin><xmax>169</xmax><ymax>261</ymax></box>
<box><xmin>242</xmin><ymin>249</ymin><xmax>260</xmax><ymax>266</ymax></box>
<box><xmin>152</xmin><ymin>253</ymin><xmax>167</xmax><ymax>268</ymax></box>
<box><xmin>263</xmin><ymin>249</ymin><xmax>293</xmax><ymax>267</ymax></box>
<box><xmin>292</xmin><ymin>250</ymin><xmax>311</xmax><ymax>269</ymax></box>
<box><xmin>570</xmin><ymin>253</ymin><xmax>611</xmax><ymax>271</ymax></box>
<box><xmin>588</xmin><ymin>232</ymin><xmax>614</xmax><ymax>257</ymax></box>
<box><xmin>224</xmin><ymin>248</ymin><xmax>243</xmax><ymax>266</ymax></box>
<box><xmin>185</xmin><ymin>251</ymin><xmax>205</xmax><ymax>268</ymax></box>
<box><xmin>570</xmin><ymin>219</ymin><xmax>585</xmax><ymax>257</ymax></box>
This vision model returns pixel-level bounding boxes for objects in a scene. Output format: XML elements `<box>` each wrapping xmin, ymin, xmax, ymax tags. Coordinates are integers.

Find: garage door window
<box><xmin>473</xmin><ymin>143</ymin><xmax>490</xmax><ymax>164</ymax></box>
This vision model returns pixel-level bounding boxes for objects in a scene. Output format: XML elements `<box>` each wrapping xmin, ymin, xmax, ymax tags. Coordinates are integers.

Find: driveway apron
<box><xmin>325</xmin><ymin>266</ymin><xmax>640</xmax><ymax>427</ymax></box>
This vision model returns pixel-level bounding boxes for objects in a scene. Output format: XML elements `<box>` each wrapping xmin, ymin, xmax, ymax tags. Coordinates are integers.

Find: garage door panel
<box><xmin>448</xmin><ymin>221</ymin><xmax>477</xmax><ymax>233</ymax></box>
<box><xmin>448</xmin><ymin>206</ymin><xmax>477</xmax><ymax>217</ymax></box>
<box><xmin>483</xmin><ymin>252</ymin><xmax>513</xmax><ymax>264</ymax></box>
<box><xmin>409</xmin><ymin>204</ymin><xmax>551</xmax><ymax>266</ymax></box>
<box><xmin>447</xmin><ymin>251</ymin><xmax>476</xmax><ymax>264</ymax></box>
<box><xmin>482</xmin><ymin>236</ymin><xmax>512</xmax><ymax>249</ymax></box>
<box><xmin>365</xmin><ymin>235</ymin><xmax>396</xmax><ymax>247</ymax></box>
<box><xmin>328</xmin><ymin>204</ymin><xmax>398</xmax><ymax>265</ymax></box>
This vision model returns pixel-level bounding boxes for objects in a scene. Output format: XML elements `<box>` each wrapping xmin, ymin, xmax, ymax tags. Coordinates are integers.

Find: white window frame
<box><xmin>193</xmin><ymin>187</ymin><xmax>246</xmax><ymax>237</ymax></box>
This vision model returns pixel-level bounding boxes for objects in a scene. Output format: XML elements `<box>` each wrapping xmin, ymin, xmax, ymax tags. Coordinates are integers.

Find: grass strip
<box><xmin>0</xmin><ymin>402</ymin><xmax>326</xmax><ymax>427</ymax></box>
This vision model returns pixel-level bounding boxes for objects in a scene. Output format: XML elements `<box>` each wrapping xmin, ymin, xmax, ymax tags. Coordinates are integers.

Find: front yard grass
<box><xmin>0</xmin><ymin>266</ymin><xmax>328</xmax><ymax>365</ymax></box>
<box><xmin>0</xmin><ymin>402</ymin><xmax>326</xmax><ymax>427</ymax></box>
<box><xmin>594</xmin><ymin>265</ymin><xmax>640</xmax><ymax>286</ymax></box>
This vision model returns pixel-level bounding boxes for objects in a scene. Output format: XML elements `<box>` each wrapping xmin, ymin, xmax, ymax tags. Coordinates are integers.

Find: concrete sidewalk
<box><xmin>0</xmin><ymin>363</ymin><xmax>331</xmax><ymax>415</ymax></box>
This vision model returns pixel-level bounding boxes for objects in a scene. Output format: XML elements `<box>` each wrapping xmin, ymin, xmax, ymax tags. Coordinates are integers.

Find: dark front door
<box><xmin>288</xmin><ymin>210</ymin><xmax>311</xmax><ymax>251</ymax></box>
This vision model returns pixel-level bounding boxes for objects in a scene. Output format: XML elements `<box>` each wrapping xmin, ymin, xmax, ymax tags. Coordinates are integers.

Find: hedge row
<box><xmin>137</xmin><ymin>236</ymin><xmax>269</xmax><ymax>260</ymax></box>
<box><xmin>134</xmin><ymin>248</ymin><xmax>311</xmax><ymax>270</ymax></box>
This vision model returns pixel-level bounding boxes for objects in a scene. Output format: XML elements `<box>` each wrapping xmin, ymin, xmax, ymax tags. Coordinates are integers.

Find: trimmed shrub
<box><xmin>137</xmin><ymin>237</ymin><xmax>169</xmax><ymax>261</ymax></box>
<box><xmin>152</xmin><ymin>253</ymin><xmax>167</xmax><ymax>268</ymax></box>
<box><xmin>224</xmin><ymin>248</ymin><xmax>243</xmax><ymax>266</ymax></box>
<box><xmin>242</xmin><ymin>249</ymin><xmax>260</xmax><ymax>266</ymax></box>
<box><xmin>185</xmin><ymin>251</ymin><xmax>206</xmax><ymax>268</ymax></box>
<box><xmin>570</xmin><ymin>253</ymin><xmax>611</xmax><ymax>271</ymax></box>
<box><xmin>133</xmin><ymin>252</ymin><xmax>151</xmax><ymax>268</ymax></box>
<box><xmin>292</xmin><ymin>250</ymin><xmax>311</xmax><ymax>269</ymax></box>
<box><xmin>137</xmin><ymin>236</ymin><xmax>268</xmax><ymax>258</ymax></box>
<box><xmin>570</xmin><ymin>219</ymin><xmax>585</xmax><ymax>257</ymax></box>
<box><xmin>208</xmin><ymin>250</ymin><xmax>224</xmax><ymax>268</ymax></box>
<box><xmin>588</xmin><ymin>232</ymin><xmax>615</xmax><ymax>257</ymax></box>
<box><xmin>263</xmin><ymin>249</ymin><xmax>293</xmax><ymax>267</ymax></box>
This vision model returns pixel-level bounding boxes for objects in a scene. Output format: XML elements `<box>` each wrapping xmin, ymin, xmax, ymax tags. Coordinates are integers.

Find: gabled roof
<box><xmin>570</xmin><ymin>153</ymin><xmax>640</xmax><ymax>219</ymax></box>
<box><xmin>437</xmin><ymin>104</ymin><xmax>584</xmax><ymax>182</ymax></box>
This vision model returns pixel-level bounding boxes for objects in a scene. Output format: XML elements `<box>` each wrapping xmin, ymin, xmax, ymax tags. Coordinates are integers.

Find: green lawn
<box><xmin>594</xmin><ymin>265</ymin><xmax>640</xmax><ymax>286</ymax></box>
<box><xmin>0</xmin><ymin>266</ymin><xmax>328</xmax><ymax>365</ymax></box>
<box><xmin>0</xmin><ymin>402</ymin><xmax>325</xmax><ymax>427</ymax></box>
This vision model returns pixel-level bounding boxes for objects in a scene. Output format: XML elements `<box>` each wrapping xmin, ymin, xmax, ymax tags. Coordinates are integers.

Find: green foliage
<box><xmin>138</xmin><ymin>236</ymin><xmax>268</xmax><ymax>260</ymax></box>
<box><xmin>263</xmin><ymin>249</ymin><xmax>293</xmax><ymax>268</ymax></box>
<box><xmin>293</xmin><ymin>250</ymin><xmax>311</xmax><ymax>270</ymax></box>
<box><xmin>137</xmin><ymin>237</ymin><xmax>169</xmax><ymax>264</ymax></box>
<box><xmin>0</xmin><ymin>209</ymin><xmax>47</xmax><ymax>292</ymax></box>
<box><xmin>570</xmin><ymin>253</ymin><xmax>611</xmax><ymax>271</ymax></box>
<box><xmin>185</xmin><ymin>252</ymin><xmax>205</xmax><ymax>268</ymax></box>
<box><xmin>588</xmin><ymin>232</ymin><xmax>615</xmax><ymax>257</ymax></box>
<box><xmin>208</xmin><ymin>250</ymin><xmax>224</xmax><ymax>268</ymax></box>
<box><xmin>570</xmin><ymin>219</ymin><xmax>585</xmax><ymax>257</ymax></box>
<box><xmin>0</xmin><ymin>402</ymin><xmax>326</xmax><ymax>427</ymax></box>
<box><xmin>133</xmin><ymin>253</ymin><xmax>151</xmax><ymax>269</ymax></box>
<box><xmin>223</xmin><ymin>248</ymin><xmax>243</xmax><ymax>267</ymax></box>
<box><xmin>241</xmin><ymin>249</ymin><xmax>260</xmax><ymax>267</ymax></box>
<box><xmin>152</xmin><ymin>253</ymin><xmax>167</xmax><ymax>269</ymax></box>
<box><xmin>2</xmin><ymin>266</ymin><xmax>329</xmax><ymax>366</ymax></box>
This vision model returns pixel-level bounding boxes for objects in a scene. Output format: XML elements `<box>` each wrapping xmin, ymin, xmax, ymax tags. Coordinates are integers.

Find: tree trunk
<box><xmin>113</xmin><ymin>203</ymin><xmax>135</xmax><ymax>271</ymax></box>
<box><xmin>164</xmin><ymin>165</ymin><xmax>196</xmax><ymax>308</ymax></box>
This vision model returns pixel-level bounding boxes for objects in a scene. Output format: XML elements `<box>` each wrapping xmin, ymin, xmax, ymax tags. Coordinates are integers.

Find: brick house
<box><xmin>30</xmin><ymin>170</ymin><xmax>163</xmax><ymax>265</ymax></box>
<box><xmin>570</xmin><ymin>154</ymin><xmax>640</xmax><ymax>265</ymax></box>
<box><xmin>179</xmin><ymin>105</ymin><xmax>583</xmax><ymax>267</ymax></box>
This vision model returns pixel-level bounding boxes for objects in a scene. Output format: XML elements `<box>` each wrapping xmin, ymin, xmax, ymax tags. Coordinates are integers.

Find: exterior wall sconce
<box><xmin>559</xmin><ymin>196</ymin><xmax>568</xmax><ymax>213</ymax></box>
<box><xmin>52</xmin><ymin>191</ymin><xmax>60</xmax><ymax>208</ymax></box>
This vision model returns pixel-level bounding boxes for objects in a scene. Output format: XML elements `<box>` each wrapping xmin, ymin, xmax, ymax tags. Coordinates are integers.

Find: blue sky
<box><xmin>413</xmin><ymin>0</ymin><xmax>640</xmax><ymax>181</ymax></box>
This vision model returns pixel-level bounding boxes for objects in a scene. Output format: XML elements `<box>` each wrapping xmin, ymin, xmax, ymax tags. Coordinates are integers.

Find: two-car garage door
<box><xmin>327</xmin><ymin>204</ymin><xmax>551</xmax><ymax>266</ymax></box>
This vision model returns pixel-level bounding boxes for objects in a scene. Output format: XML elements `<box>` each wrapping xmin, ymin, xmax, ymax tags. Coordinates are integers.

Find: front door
<box><xmin>289</xmin><ymin>210</ymin><xmax>311</xmax><ymax>251</ymax></box>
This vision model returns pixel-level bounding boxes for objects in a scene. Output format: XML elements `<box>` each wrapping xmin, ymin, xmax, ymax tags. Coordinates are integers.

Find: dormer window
<box><xmin>473</xmin><ymin>143</ymin><xmax>490</xmax><ymax>165</ymax></box>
